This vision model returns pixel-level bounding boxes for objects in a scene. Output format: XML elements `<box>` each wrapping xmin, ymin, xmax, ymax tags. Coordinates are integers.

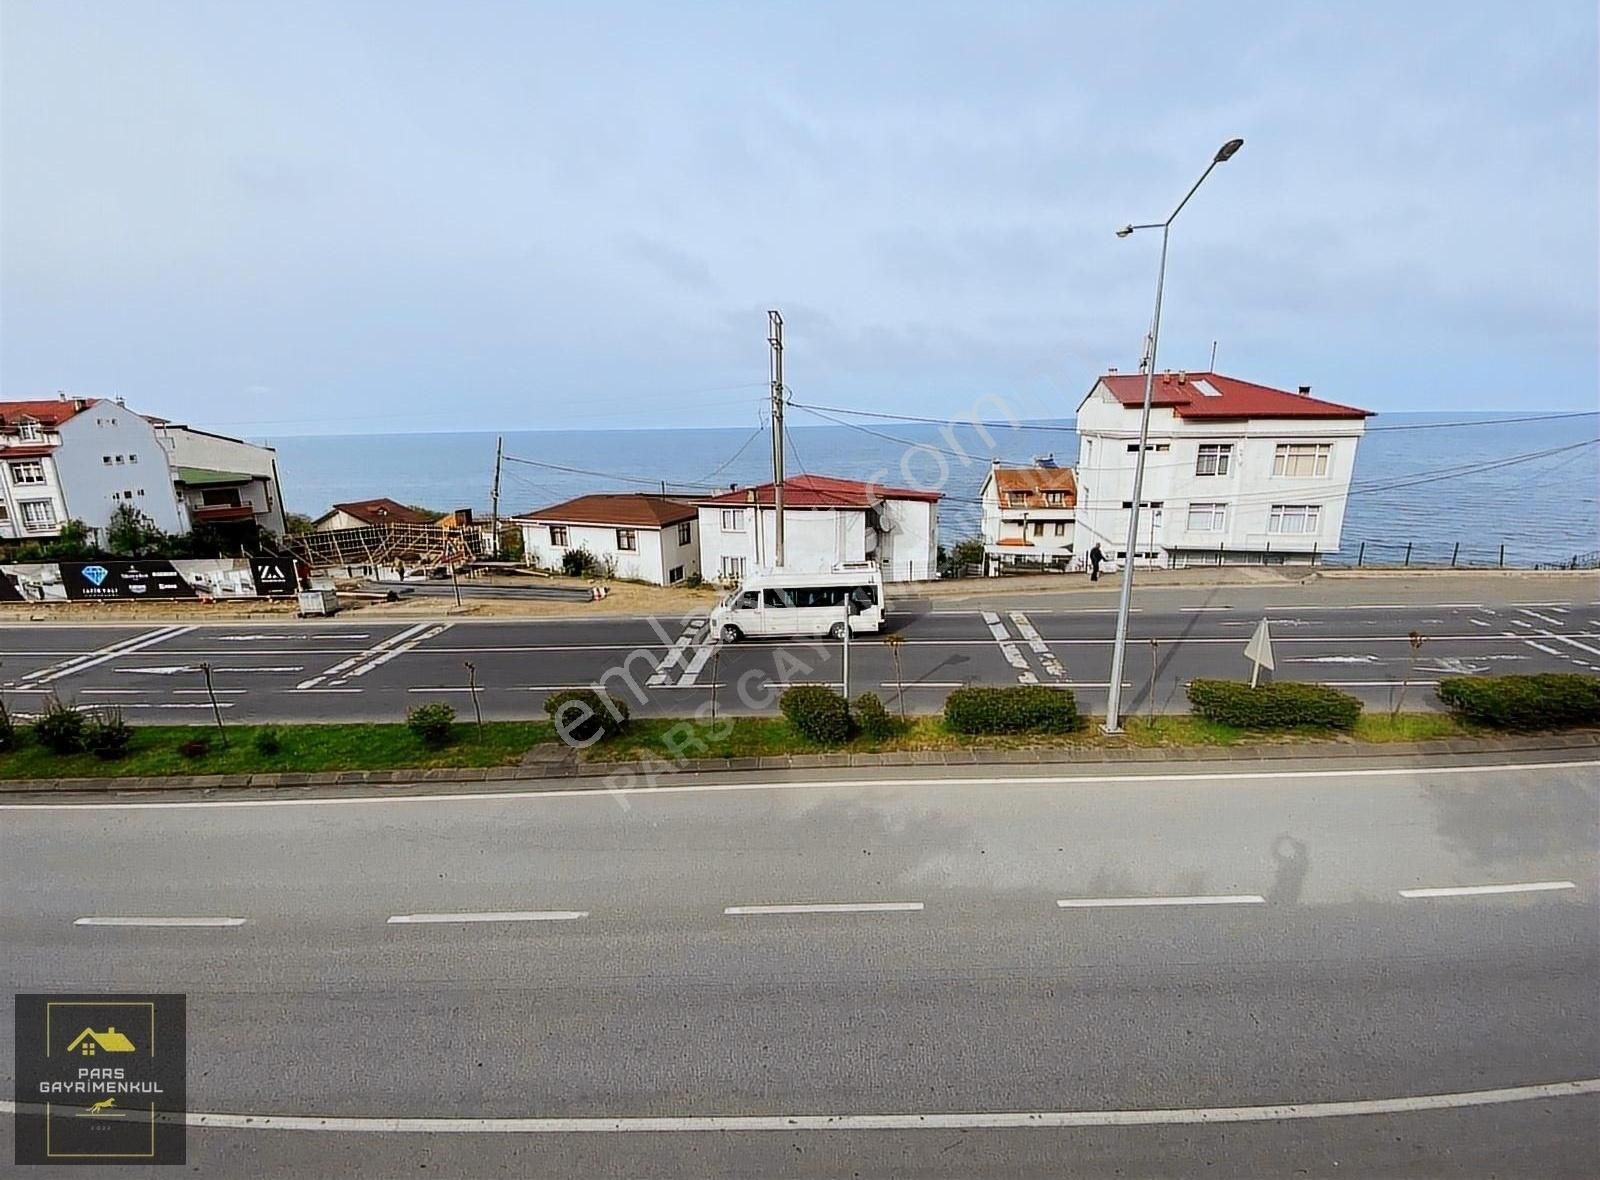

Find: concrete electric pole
<box><xmin>769</xmin><ymin>309</ymin><xmax>785</xmax><ymax>569</ymax></box>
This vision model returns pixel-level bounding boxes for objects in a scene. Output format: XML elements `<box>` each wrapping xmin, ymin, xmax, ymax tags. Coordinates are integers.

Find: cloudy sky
<box><xmin>2</xmin><ymin>1</ymin><xmax>1595</xmax><ymax>435</ymax></box>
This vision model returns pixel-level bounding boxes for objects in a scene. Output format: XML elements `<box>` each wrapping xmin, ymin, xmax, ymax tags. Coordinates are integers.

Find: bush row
<box><xmin>943</xmin><ymin>685</ymin><xmax>1080</xmax><ymax>734</ymax></box>
<box><xmin>1186</xmin><ymin>679</ymin><xmax>1362</xmax><ymax>730</ymax></box>
<box><xmin>1435</xmin><ymin>673</ymin><xmax>1600</xmax><ymax>729</ymax></box>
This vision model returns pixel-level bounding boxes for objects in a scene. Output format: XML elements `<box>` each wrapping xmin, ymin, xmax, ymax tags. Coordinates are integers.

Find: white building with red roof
<box><xmin>513</xmin><ymin>493</ymin><xmax>700</xmax><ymax>586</ymax></box>
<box><xmin>1073</xmin><ymin>370</ymin><xmax>1372</xmax><ymax>568</ymax></box>
<box><xmin>696</xmin><ymin>474</ymin><xmax>942</xmax><ymax>583</ymax></box>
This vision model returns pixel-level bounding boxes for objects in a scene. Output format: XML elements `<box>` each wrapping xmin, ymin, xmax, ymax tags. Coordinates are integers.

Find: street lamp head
<box><xmin>1115</xmin><ymin>224</ymin><xmax>1135</xmax><ymax>238</ymax></box>
<box><xmin>1214</xmin><ymin>137</ymin><xmax>1245</xmax><ymax>163</ymax></box>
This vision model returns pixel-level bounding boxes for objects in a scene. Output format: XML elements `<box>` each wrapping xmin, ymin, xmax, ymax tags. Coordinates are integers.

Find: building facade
<box><xmin>1073</xmin><ymin>371</ymin><xmax>1371</xmax><ymax>567</ymax></box>
<box><xmin>978</xmin><ymin>459</ymin><xmax>1078</xmax><ymax>573</ymax></box>
<box><xmin>312</xmin><ymin>498</ymin><xmax>438</xmax><ymax>532</ymax></box>
<box><xmin>515</xmin><ymin>494</ymin><xmax>699</xmax><ymax>585</ymax></box>
<box><xmin>151</xmin><ymin>421</ymin><xmax>287</xmax><ymax>536</ymax></box>
<box><xmin>696</xmin><ymin>474</ymin><xmax>941</xmax><ymax>583</ymax></box>
<box><xmin>0</xmin><ymin>396</ymin><xmax>189</xmax><ymax>543</ymax></box>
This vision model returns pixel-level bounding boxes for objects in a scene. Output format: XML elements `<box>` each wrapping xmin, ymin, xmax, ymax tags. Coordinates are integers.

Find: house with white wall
<box><xmin>0</xmin><ymin>395</ymin><xmax>188</xmax><ymax>543</ymax></box>
<box><xmin>1073</xmin><ymin>370</ymin><xmax>1371</xmax><ymax>567</ymax></box>
<box><xmin>150</xmin><ymin>420</ymin><xmax>287</xmax><ymax>536</ymax></box>
<box><xmin>515</xmin><ymin>493</ymin><xmax>699</xmax><ymax>585</ymax></box>
<box><xmin>696</xmin><ymin>475</ymin><xmax>941</xmax><ymax>583</ymax></box>
<box><xmin>978</xmin><ymin>459</ymin><xmax>1078</xmax><ymax>573</ymax></box>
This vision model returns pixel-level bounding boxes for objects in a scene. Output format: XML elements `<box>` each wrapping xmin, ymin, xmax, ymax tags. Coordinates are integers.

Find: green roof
<box><xmin>175</xmin><ymin>466</ymin><xmax>255</xmax><ymax>486</ymax></box>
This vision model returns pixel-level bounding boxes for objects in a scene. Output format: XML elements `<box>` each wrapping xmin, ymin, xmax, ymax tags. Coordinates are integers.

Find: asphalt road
<box><xmin>2</xmin><ymin>755</ymin><xmax>1597</xmax><ymax>1176</ymax></box>
<box><xmin>2</xmin><ymin>581</ymin><xmax>1597</xmax><ymax>722</ymax></box>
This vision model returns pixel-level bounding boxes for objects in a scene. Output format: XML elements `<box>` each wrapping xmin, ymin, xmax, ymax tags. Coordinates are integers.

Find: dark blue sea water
<box><xmin>270</xmin><ymin>412</ymin><xmax>1600</xmax><ymax>568</ymax></box>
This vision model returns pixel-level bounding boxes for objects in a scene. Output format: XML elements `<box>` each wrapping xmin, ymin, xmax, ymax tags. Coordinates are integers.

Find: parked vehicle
<box><xmin>709</xmin><ymin>565</ymin><xmax>885</xmax><ymax>642</ymax></box>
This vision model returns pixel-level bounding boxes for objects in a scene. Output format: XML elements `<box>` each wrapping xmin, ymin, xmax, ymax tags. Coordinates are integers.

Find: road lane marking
<box><xmin>11</xmin><ymin>626</ymin><xmax>196</xmax><ymax>687</ymax></box>
<box><xmin>649</xmin><ymin>621</ymin><xmax>707</xmax><ymax>687</ymax></box>
<box><xmin>7</xmin><ymin>1079</ymin><xmax>1595</xmax><ymax>1133</ymax></box>
<box><xmin>982</xmin><ymin>611</ymin><xmax>1033</xmax><ymax>681</ymax></box>
<box><xmin>725</xmin><ymin>902</ymin><xmax>924</xmax><ymax>915</ymax></box>
<box><xmin>296</xmin><ymin>623</ymin><xmax>434</xmax><ymax>689</ymax></box>
<box><xmin>1518</xmin><ymin>609</ymin><xmax>1568</xmax><ymax>628</ymax></box>
<box><xmin>1010</xmin><ymin>611</ymin><xmax>1067</xmax><ymax>680</ymax></box>
<box><xmin>1468</xmin><ymin>618</ymin><xmax>1490</xmax><ymax>627</ymax></box>
<box><xmin>677</xmin><ymin>643</ymin><xmax>716</xmax><ymax>687</ymax></box>
<box><xmin>1399</xmin><ymin>881</ymin><xmax>1576</xmax><ymax>899</ymax></box>
<box><xmin>332</xmin><ymin>623</ymin><xmax>452</xmax><ymax>683</ymax></box>
<box><xmin>74</xmin><ymin>916</ymin><xmax>247</xmax><ymax>927</ymax></box>
<box><xmin>8</xmin><ymin>759</ymin><xmax>1597</xmax><ymax>811</ymax></box>
<box><xmin>1057</xmin><ymin>895</ymin><xmax>1265</xmax><ymax>909</ymax></box>
<box><xmin>386</xmin><ymin>911</ymin><xmax>588</xmax><ymax>924</ymax></box>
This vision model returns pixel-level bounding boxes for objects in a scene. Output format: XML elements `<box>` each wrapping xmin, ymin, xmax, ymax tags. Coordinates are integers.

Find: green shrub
<box><xmin>561</xmin><ymin>547</ymin><xmax>600</xmax><ymax>578</ymax></box>
<box><xmin>544</xmin><ymin>688</ymin><xmax>629</xmax><ymax>744</ymax></box>
<box><xmin>0</xmin><ymin>697</ymin><xmax>18</xmax><ymax>753</ymax></box>
<box><xmin>406</xmin><ymin>702</ymin><xmax>457</xmax><ymax>748</ymax></box>
<box><xmin>1187</xmin><ymin>679</ymin><xmax>1362</xmax><ymax>730</ymax></box>
<box><xmin>253</xmin><ymin>727</ymin><xmax>284</xmax><ymax>756</ymax></box>
<box><xmin>854</xmin><ymin>692</ymin><xmax>900</xmax><ymax>741</ymax></box>
<box><xmin>82</xmin><ymin>708</ymin><xmax>134</xmax><ymax>761</ymax></box>
<box><xmin>178</xmin><ymin>737</ymin><xmax>211</xmax><ymax>759</ymax></box>
<box><xmin>780</xmin><ymin>684</ymin><xmax>853</xmax><ymax>745</ymax></box>
<box><xmin>33</xmin><ymin>697</ymin><xmax>86</xmax><ymax>754</ymax></box>
<box><xmin>943</xmin><ymin>685</ymin><xmax>1079</xmax><ymax>734</ymax></box>
<box><xmin>1436</xmin><ymin>674</ymin><xmax>1600</xmax><ymax>730</ymax></box>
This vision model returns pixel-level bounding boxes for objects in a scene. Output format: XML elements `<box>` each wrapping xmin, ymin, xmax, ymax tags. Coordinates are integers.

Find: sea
<box><xmin>269</xmin><ymin>412</ymin><xmax>1600</xmax><ymax>569</ymax></box>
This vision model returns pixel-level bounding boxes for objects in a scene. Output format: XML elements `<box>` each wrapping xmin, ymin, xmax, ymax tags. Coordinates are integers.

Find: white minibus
<box><xmin>709</xmin><ymin>566</ymin><xmax>885</xmax><ymax>643</ymax></box>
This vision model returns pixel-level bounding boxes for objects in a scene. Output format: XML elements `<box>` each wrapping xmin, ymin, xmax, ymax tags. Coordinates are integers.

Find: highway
<box><xmin>2</xmin><ymin>755</ymin><xmax>1597</xmax><ymax>1176</ymax></box>
<box><xmin>2</xmin><ymin>582</ymin><xmax>1598</xmax><ymax>723</ymax></box>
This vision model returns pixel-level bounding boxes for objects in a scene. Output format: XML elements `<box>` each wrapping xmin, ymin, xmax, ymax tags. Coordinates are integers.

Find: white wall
<box><xmin>0</xmin><ymin>452</ymin><xmax>69</xmax><ymax>540</ymax></box>
<box><xmin>696</xmin><ymin>505</ymin><xmax>871</xmax><ymax>581</ymax></box>
<box><xmin>877</xmin><ymin>497</ymin><xmax>939</xmax><ymax>581</ymax></box>
<box><xmin>55</xmin><ymin>402</ymin><xmax>187</xmax><ymax>539</ymax></box>
<box><xmin>656</xmin><ymin>516</ymin><xmax>700</xmax><ymax>583</ymax></box>
<box><xmin>519</xmin><ymin>520</ymin><xmax>671</xmax><ymax>584</ymax></box>
<box><xmin>155</xmin><ymin>425</ymin><xmax>286</xmax><ymax>533</ymax></box>
<box><xmin>1073</xmin><ymin>382</ymin><xmax>1365</xmax><ymax>565</ymax></box>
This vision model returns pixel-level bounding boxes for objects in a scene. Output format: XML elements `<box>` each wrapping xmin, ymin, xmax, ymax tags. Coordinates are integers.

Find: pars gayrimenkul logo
<box><xmin>80</xmin><ymin>565</ymin><xmax>111</xmax><ymax>587</ymax></box>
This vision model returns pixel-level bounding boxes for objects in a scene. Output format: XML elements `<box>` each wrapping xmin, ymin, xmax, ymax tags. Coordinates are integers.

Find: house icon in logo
<box><xmin>81</xmin><ymin>565</ymin><xmax>111</xmax><ymax>587</ymax></box>
<box><xmin>66</xmin><ymin>1027</ymin><xmax>136</xmax><ymax>1056</ymax></box>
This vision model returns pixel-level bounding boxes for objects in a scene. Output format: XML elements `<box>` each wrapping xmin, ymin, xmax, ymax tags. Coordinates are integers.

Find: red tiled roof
<box><xmin>518</xmin><ymin>493</ymin><xmax>697</xmax><ymax>528</ymax></box>
<box><xmin>0</xmin><ymin>398</ymin><xmax>99</xmax><ymax>428</ymax></box>
<box><xmin>992</xmin><ymin>465</ymin><xmax>1077</xmax><ymax>508</ymax></box>
<box><xmin>321</xmin><ymin>498</ymin><xmax>438</xmax><ymax>526</ymax></box>
<box><xmin>1097</xmin><ymin>372</ymin><xmax>1370</xmax><ymax>420</ymax></box>
<box><xmin>698</xmin><ymin>474</ymin><xmax>942</xmax><ymax>507</ymax></box>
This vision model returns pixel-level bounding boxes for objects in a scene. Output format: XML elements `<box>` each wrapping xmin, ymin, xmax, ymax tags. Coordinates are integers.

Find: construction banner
<box><xmin>58</xmin><ymin>560</ymin><xmax>198</xmax><ymax>601</ymax></box>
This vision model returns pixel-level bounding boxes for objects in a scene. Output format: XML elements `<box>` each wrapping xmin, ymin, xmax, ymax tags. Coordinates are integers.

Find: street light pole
<box><xmin>1103</xmin><ymin>138</ymin><xmax>1243</xmax><ymax>734</ymax></box>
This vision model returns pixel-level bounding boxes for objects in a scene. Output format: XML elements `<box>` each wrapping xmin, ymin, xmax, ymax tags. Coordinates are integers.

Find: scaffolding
<box><xmin>287</xmin><ymin>523</ymin><xmax>484</xmax><ymax>574</ymax></box>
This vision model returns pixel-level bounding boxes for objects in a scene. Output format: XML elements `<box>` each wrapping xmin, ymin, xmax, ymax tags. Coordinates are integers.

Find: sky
<box><xmin>2</xmin><ymin>1</ymin><xmax>1596</xmax><ymax>437</ymax></box>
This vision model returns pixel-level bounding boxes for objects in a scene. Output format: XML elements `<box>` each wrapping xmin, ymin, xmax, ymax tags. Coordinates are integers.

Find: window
<box><xmin>123</xmin><ymin>489</ymin><xmax>133</xmax><ymax>499</ymax></box>
<box><xmin>1032</xmin><ymin>521</ymin><xmax>1045</xmax><ymax>537</ymax></box>
<box><xmin>668</xmin><ymin>565</ymin><xmax>684</xmax><ymax>584</ymax></box>
<box><xmin>1272</xmin><ymin>443</ymin><xmax>1331</xmax><ymax>478</ymax></box>
<box><xmin>1004</xmin><ymin>492</ymin><xmax>1026</xmax><ymax>507</ymax></box>
<box><xmin>20</xmin><ymin>500</ymin><xmax>56</xmax><ymax>529</ymax></box>
<box><xmin>735</xmin><ymin>589</ymin><xmax>759</xmax><ymax>608</ymax></box>
<box><xmin>115</xmin><ymin>454</ymin><xmax>125</xmax><ymax>464</ymax></box>
<box><xmin>1126</xmin><ymin>442</ymin><xmax>1169</xmax><ymax>452</ymax></box>
<box><xmin>17</xmin><ymin>420</ymin><xmax>41</xmax><ymax>442</ymax></box>
<box><xmin>1268</xmin><ymin>504</ymin><xmax>1322</xmax><ymax>534</ymax></box>
<box><xmin>721</xmin><ymin>556</ymin><xmax>747</xmax><ymax>580</ymax></box>
<box><xmin>1045</xmin><ymin>491</ymin><xmax>1065</xmax><ymax>507</ymax></box>
<box><xmin>763</xmin><ymin>588</ymin><xmax>796</xmax><ymax>608</ymax></box>
<box><xmin>677</xmin><ymin>522</ymin><xmax>692</xmax><ymax>545</ymax></box>
<box><xmin>1195</xmin><ymin>444</ymin><xmax>1232</xmax><ymax>476</ymax></box>
<box><xmin>128</xmin><ymin>453</ymin><xmax>138</xmax><ymax>464</ymax></box>
<box><xmin>0</xmin><ymin>504</ymin><xmax>7</xmax><ymax>520</ymax></box>
<box><xmin>616</xmin><ymin>528</ymin><xmax>638</xmax><ymax>551</ymax></box>
<box><xmin>137</xmin><ymin>489</ymin><xmax>145</xmax><ymax>496</ymax></box>
<box><xmin>1054</xmin><ymin>522</ymin><xmax>1066</xmax><ymax>536</ymax></box>
<box><xmin>1187</xmin><ymin>502</ymin><xmax>1227</xmax><ymax>531</ymax></box>
<box><xmin>549</xmin><ymin>525</ymin><xmax>568</xmax><ymax>546</ymax></box>
<box><xmin>8</xmin><ymin>461</ymin><xmax>45</xmax><ymax>485</ymax></box>
<box><xmin>721</xmin><ymin>509</ymin><xmax>745</xmax><ymax>532</ymax></box>
<box><xmin>102</xmin><ymin>455</ymin><xmax>112</xmax><ymax>465</ymax></box>
<box><xmin>202</xmin><ymin>488</ymin><xmax>241</xmax><ymax>507</ymax></box>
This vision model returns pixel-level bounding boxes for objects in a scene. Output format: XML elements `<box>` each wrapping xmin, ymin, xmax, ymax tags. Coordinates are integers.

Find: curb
<box><xmin>3</xmin><ymin>731</ymin><xmax>1597</xmax><ymax>798</ymax></box>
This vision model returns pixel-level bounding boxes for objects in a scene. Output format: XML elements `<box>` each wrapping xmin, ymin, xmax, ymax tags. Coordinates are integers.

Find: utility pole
<box><xmin>489</xmin><ymin>436</ymin><xmax>503</xmax><ymax>558</ymax></box>
<box><xmin>768</xmin><ymin>309</ymin><xmax>785</xmax><ymax>569</ymax></box>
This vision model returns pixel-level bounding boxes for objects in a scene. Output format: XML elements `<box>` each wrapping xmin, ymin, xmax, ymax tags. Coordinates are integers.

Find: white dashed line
<box><xmin>1057</xmin><ymin>895</ymin><xmax>1265</xmax><ymax>909</ymax></box>
<box><xmin>74</xmin><ymin>916</ymin><xmax>247</xmax><ymax>928</ymax></box>
<box><xmin>1399</xmin><ymin>881</ymin><xmax>1576</xmax><ymax>899</ymax></box>
<box><xmin>725</xmin><ymin>902</ymin><xmax>924</xmax><ymax>915</ymax></box>
<box><xmin>386</xmin><ymin>911</ymin><xmax>588</xmax><ymax>924</ymax></box>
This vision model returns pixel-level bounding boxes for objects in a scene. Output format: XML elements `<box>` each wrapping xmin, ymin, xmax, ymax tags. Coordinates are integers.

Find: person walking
<box><xmin>1089</xmin><ymin>542</ymin><xmax>1104</xmax><ymax>582</ymax></box>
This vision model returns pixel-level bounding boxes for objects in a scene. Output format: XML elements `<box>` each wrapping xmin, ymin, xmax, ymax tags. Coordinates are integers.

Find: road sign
<box><xmin>1244</xmin><ymin>617</ymin><xmax>1275</xmax><ymax>687</ymax></box>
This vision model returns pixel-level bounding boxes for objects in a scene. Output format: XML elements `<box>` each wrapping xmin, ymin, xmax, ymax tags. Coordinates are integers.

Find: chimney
<box><xmin>72</xmin><ymin>398</ymin><xmax>88</xmax><ymax>412</ymax></box>
<box><xmin>1177</xmin><ymin>370</ymin><xmax>1187</xmax><ymax>384</ymax></box>
<box><xmin>1107</xmin><ymin>366</ymin><xmax>1119</xmax><ymax>374</ymax></box>
<box><xmin>1298</xmin><ymin>384</ymin><xmax>1312</xmax><ymax>396</ymax></box>
<box><xmin>114</xmin><ymin>396</ymin><xmax>126</xmax><ymax>407</ymax></box>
